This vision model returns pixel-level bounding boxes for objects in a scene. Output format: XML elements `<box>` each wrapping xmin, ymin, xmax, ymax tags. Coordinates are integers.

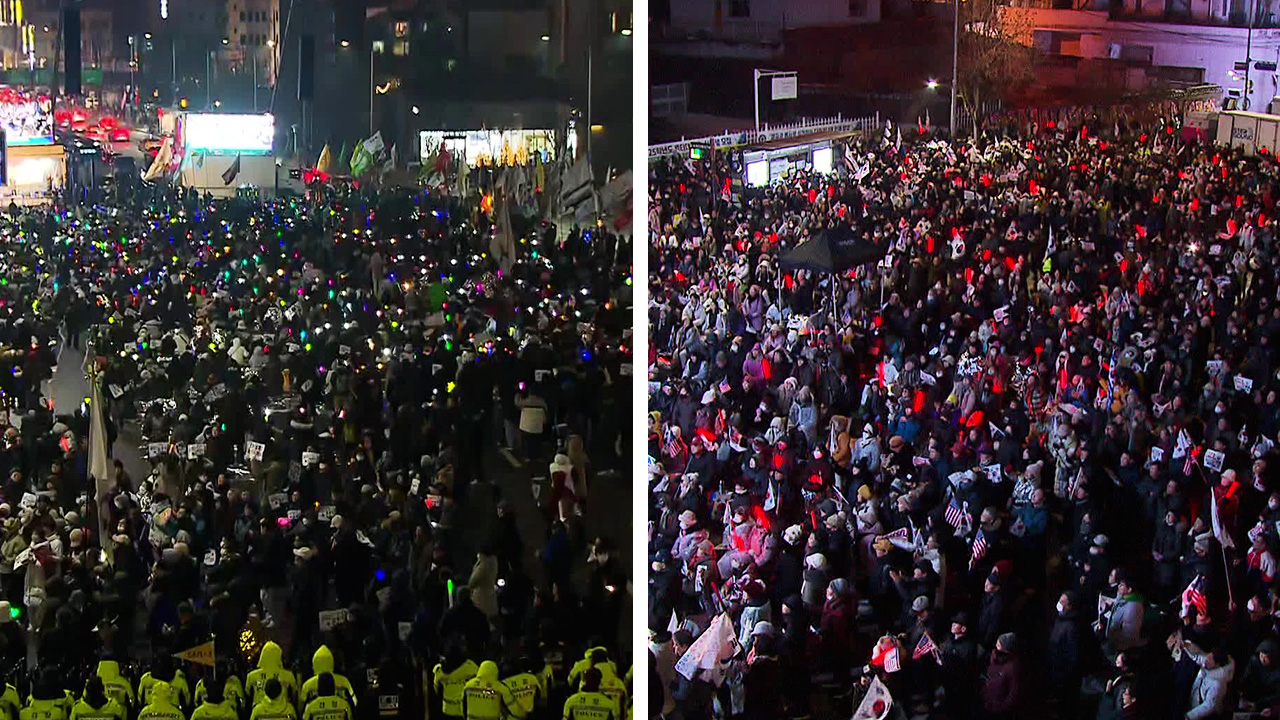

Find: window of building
<box><xmin>393</xmin><ymin>40</ymin><xmax>409</xmax><ymax>55</ymax></box>
<box><xmin>239</xmin><ymin>10</ymin><xmax>245</xmax><ymax>20</ymax></box>
<box><xmin>729</xmin><ymin>0</ymin><xmax>750</xmax><ymax>17</ymax></box>
<box><xmin>240</xmin><ymin>34</ymin><xmax>247</xmax><ymax>45</ymax></box>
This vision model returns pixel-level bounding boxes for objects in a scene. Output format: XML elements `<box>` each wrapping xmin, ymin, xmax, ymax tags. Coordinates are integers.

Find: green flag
<box><xmin>337</xmin><ymin>142</ymin><xmax>351</xmax><ymax>173</ymax></box>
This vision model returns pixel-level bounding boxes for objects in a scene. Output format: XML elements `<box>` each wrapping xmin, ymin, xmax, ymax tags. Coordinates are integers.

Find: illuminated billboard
<box><xmin>0</xmin><ymin>97</ymin><xmax>53</xmax><ymax>146</ymax></box>
<box><xmin>184</xmin><ymin>113</ymin><xmax>274</xmax><ymax>155</ymax></box>
<box><xmin>419</xmin><ymin>129</ymin><xmax>555</xmax><ymax>167</ymax></box>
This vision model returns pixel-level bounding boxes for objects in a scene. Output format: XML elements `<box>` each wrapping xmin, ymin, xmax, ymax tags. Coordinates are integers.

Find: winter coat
<box><xmin>468</xmin><ymin>554</ymin><xmax>499</xmax><ymax>620</ymax></box>
<box><xmin>982</xmin><ymin>650</ymin><xmax>1023</xmax><ymax>715</ymax></box>
<box><xmin>1105</xmin><ymin>594</ymin><xmax>1145</xmax><ymax>652</ymax></box>
<box><xmin>1185</xmin><ymin>646</ymin><xmax>1235</xmax><ymax>720</ymax></box>
<box><xmin>1046</xmin><ymin>611</ymin><xmax>1085</xmax><ymax>694</ymax></box>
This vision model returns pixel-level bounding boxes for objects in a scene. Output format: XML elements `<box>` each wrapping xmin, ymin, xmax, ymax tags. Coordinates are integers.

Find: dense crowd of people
<box><xmin>647</xmin><ymin>117</ymin><xmax>1280</xmax><ymax>720</ymax></box>
<box><xmin>0</xmin><ymin>178</ymin><xmax>633</xmax><ymax>720</ymax></box>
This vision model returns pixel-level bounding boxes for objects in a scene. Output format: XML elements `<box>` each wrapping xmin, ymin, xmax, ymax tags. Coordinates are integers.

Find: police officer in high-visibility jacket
<box><xmin>69</xmin><ymin>679</ymin><xmax>125</xmax><ymax>720</ymax></box>
<box><xmin>1</xmin><ymin>679</ymin><xmax>21</xmax><ymax>720</ymax></box>
<box><xmin>190</xmin><ymin>680</ymin><xmax>237</xmax><ymax>720</ymax></box>
<box><xmin>560</xmin><ymin>670</ymin><xmax>614</xmax><ymax>720</ymax></box>
<box><xmin>302</xmin><ymin>675</ymin><xmax>351</xmax><ymax>720</ymax></box>
<box><xmin>136</xmin><ymin>682</ymin><xmax>185</xmax><ymax>720</ymax></box>
<box><xmin>299</xmin><ymin>646</ymin><xmax>356</xmax><ymax>711</ymax></box>
<box><xmin>140</xmin><ymin>659</ymin><xmax>192</xmax><ymax>712</ymax></box>
<box><xmin>432</xmin><ymin>649</ymin><xmax>477</xmax><ymax>719</ymax></box>
<box><xmin>249</xmin><ymin>681</ymin><xmax>296</xmax><ymax>720</ymax></box>
<box><xmin>247</xmin><ymin>643</ymin><xmax>298</xmax><ymax>709</ymax></box>
<box><xmin>195</xmin><ymin>663</ymin><xmax>245</xmax><ymax>714</ymax></box>
<box><xmin>93</xmin><ymin>661</ymin><xmax>134</xmax><ymax>713</ymax></box>
<box><xmin>22</xmin><ymin>672</ymin><xmax>68</xmax><ymax>720</ymax></box>
<box><xmin>566</xmin><ymin>648</ymin><xmax>616</xmax><ymax>691</ymax></box>
<box><xmin>593</xmin><ymin>673</ymin><xmax>624</xmax><ymax>720</ymax></box>
<box><xmin>461</xmin><ymin>662</ymin><xmax>521</xmax><ymax>720</ymax></box>
<box><xmin>501</xmin><ymin>658</ymin><xmax>542</xmax><ymax>720</ymax></box>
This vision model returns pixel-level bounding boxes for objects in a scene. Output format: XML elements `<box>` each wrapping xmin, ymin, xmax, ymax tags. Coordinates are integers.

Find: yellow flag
<box><xmin>1042</xmin><ymin>256</ymin><xmax>1052</xmax><ymax>273</ymax></box>
<box><xmin>174</xmin><ymin>641</ymin><xmax>216</xmax><ymax>667</ymax></box>
<box><xmin>316</xmin><ymin>144</ymin><xmax>333</xmax><ymax>174</ymax></box>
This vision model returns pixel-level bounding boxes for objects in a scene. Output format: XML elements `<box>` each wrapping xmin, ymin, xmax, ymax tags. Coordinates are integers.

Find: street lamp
<box><xmin>340</xmin><ymin>39</ymin><xmax>350</xmax><ymax>48</ymax></box>
<box><xmin>926</xmin><ymin>79</ymin><xmax>939</xmax><ymax>91</ymax></box>
<box><xmin>540</xmin><ymin>35</ymin><xmax>549</xmax><ymax>42</ymax></box>
<box><xmin>411</xmin><ymin>105</ymin><xmax>419</xmax><ymax>115</ymax></box>
<box><xmin>620</xmin><ymin>28</ymin><xmax>632</xmax><ymax>36</ymax></box>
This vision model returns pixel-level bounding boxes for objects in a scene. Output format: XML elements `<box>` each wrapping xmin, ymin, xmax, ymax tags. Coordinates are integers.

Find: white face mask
<box><xmin>1057</xmin><ymin>601</ymin><xmax>1067</xmax><ymax>615</ymax></box>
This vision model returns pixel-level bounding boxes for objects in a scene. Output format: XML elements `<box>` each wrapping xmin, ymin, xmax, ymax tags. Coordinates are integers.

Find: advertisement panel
<box><xmin>0</xmin><ymin>95</ymin><xmax>52</xmax><ymax>146</ymax></box>
<box><xmin>418</xmin><ymin>128</ymin><xmax>556</xmax><ymax>167</ymax></box>
<box><xmin>184</xmin><ymin>113</ymin><xmax>274</xmax><ymax>155</ymax></box>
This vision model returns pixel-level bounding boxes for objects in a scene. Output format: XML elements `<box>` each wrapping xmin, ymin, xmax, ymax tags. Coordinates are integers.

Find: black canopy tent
<box><xmin>779</xmin><ymin>226</ymin><xmax>886</xmax><ymax>273</ymax></box>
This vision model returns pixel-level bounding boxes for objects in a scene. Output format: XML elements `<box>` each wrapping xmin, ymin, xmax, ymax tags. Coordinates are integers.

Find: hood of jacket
<box><xmin>259</xmin><ymin>641</ymin><xmax>284</xmax><ymax>670</ymax></box>
<box><xmin>149</xmin><ymin>682</ymin><xmax>174</xmax><ymax>708</ymax></box>
<box><xmin>477</xmin><ymin>661</ymin><xmax>499</xmax><ymax>683</ymax></box>
<box><xmin>97</xmin><ymin>660</ymin><xmax>123</xmax><ymax>683</ymax></box>
<box><xmin>312</xmin><ymin>645</ymin><xmax>335</xmax><ymax>675</ymax></box>
<box><xmin>1202</xmin><ymin>656</ymin><xmax>1236</xmax><ymax>685</ymax></box>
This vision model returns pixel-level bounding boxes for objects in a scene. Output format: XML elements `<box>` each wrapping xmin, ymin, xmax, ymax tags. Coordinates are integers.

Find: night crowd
<box><xmin>0</xmin><ymin>178</ymin><xmax>633</xmax><ymax>720</ymax></box>
<box><xmin>647</xmin><ymin>117</ymin><xmax>1280</xmax><ymax>720</ymax></box>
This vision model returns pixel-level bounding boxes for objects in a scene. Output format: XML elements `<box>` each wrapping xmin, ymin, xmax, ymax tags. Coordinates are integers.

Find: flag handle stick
<box><xmin>1194</xmin><ymin>460</ymin><xmax>1237</xmax><ymax>609</ymax></box>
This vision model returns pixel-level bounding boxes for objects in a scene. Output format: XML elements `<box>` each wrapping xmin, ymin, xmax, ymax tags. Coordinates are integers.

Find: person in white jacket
<box><xmin>1183</xmin><ymin>642</ymin><xmax>1235</xmax><ymax>720</ymax></box>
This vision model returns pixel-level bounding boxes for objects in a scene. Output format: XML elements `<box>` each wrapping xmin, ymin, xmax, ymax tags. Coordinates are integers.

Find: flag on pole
<box><xmin>221</xmin><ymin>155</ymin><xmax>242</xmax><ymax>185</ymax></box>
<box><xmin>912</xmin><ymin>632</ymin><xmax>942</xmax><ymax>664</ymax></box>
<box><xmin>1210</xmin><ymin>487</ymin><xmax>1235</xmax><ymax>549</ymax></box>
<box><xmin>852</xmin><ymin>677</ymin><xmax>894</xmax><ymax>720</ymax></box>
<box><xmin>1182</xmin><ymin>575</ymin><xmax>1208</xmax><ymax>616</ymax></box>
<box><xmin>88</xmin><ymin>359</ymin><xmax>112</xmax><ymax>559</ymax></box>
<box><xmin>969</xmin><ymin>529</ymin><xmax>989</xmax><ymax>569</ymax></box>
<box><xmin>945</xmin><ymin>497</ymin><xmax>970</xmax><ymax>528</ymax></box>
<box><xmin>1173</xmin><ymin>428</ymin><xmax>1192</xmax><ymax>459</ymax></box>
<box><xmin>559</xmin><ymin>154</ymin><xmax>595</xmax><ymax>221</ymax></box>
<box><xmin>316</xmin><ymin>143</ymin><xmax>333</xmax><ymax>174</ymax></box>
<box><xmin>762</xmin><ymin>479</ymin><xmax>777</xmax><ymax>512</ymax></box>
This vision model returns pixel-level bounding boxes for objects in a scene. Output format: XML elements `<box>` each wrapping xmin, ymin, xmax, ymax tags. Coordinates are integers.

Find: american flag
<box><xmin>913</xmin><ymin>632</ymin><xmax>942</xmax><ymax>664</ymax></box>
<box><xmin>969</xmin><ymin>529</ymin><xmax>988</xmax><ymax>569</ymax></box>
<box><xmin>945</xmin><ymin>498</ymin><xmax>970</xmax><ymax>528</ymax></box>
<box><xmin>1182</xmin><ymin>575</ymin><xmax>1208</xmax><ymax>617</ymax></box>
<box><xmin>884</xmin><ymin>527</ymin><xmax>909</xmax><ymax>542</ymax></box>
<box><xmin>1183</xmin><ymin>447</ymin><xmax>1198</xmax><ymax>476</ymax></box>
<box><xmin>665</xmin><ymin>432</ymin><xmax>685</xmax><ymax>459</ymax></box>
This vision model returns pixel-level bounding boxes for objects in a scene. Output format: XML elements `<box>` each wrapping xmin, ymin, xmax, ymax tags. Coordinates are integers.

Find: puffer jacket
<box><xmin>1186</xmin><ymin>647</ymin><xmax>1236</xmax><ymax>720</ymax></box>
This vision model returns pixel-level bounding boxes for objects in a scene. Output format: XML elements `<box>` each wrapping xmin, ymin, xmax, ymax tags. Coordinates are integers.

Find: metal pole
<box><xmin>369</xmin><ymin>47</ymin><xmax>374</xmax><ymax>136</ymax></box>
<box><xmin>253</xmin><ymin>52</ymin><xmax>258</xmax><ymax>112</ymax></box>
<box><xmin>206</xmin><ymin>50</ymin><xmax>211</xmax><ymax>108</ymax></box>
<box><xmin>1246</xmin><ymin>4</ymin><xmax>1254</xmax><ymax>110</ymax></box>
<box><xmin>951</xmin><ymin>0</ymin><xmax>959</xmax><ymax>134</ymax></box>
<box><xmin>586</xmin><ymin>45</ymin><xmax>592</xmax><ymax>161</ymax></box>
<box><xmin>753</xmin><ymin>69</ymin><xmax>761</xmax><ymax>131</ymax></box>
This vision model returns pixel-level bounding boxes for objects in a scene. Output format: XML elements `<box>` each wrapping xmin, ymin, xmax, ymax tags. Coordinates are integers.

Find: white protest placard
<box><xmin>920</xmin><ymin>372</ymin><xmax>937</xmax><ymax>387</ymax></box>
<box><xmin>1207</xmin><ymin>360</ymin><xmax>1225</xmax><ymax>377</ymax></box>
<box><xmin>993</xmin><ymin>306</ymin><xmax>1010</xmax><ymax>323</ymax></box>
<box><xmin>268</xmin><ymin>493</ymin><xmax>288</xmax><ymax>510</ymax></box>
<box><xmin>19</xmin><ymin>493</ymin><xmax>36</xmax><ymax>509</ymax></box>
<box><xmin>318</xmin><ymin>505</ymin><xmax>336</xmax><ymax>522</ymax></box>
<box><xmin>188</xmin><ymin>443</ymin><xmax>205</xmax><ymax>460</ymax></box>
<box><xmin>172</xmin><ymin>443</ymin><xmax>185</xmax><ymax>460</ymax></box>
<box><xmin>148</xmin><ymin>443</ymin><xmax>167</xmax><ymax>459</ymax></box>
<box><xmin>1149</xmin><ymin>446</ymin><xmax>1165</xmax><ymax>465</ymax></box>
<box><xmin>947</xmin><ymin>471</ymin><xmax>973</xmax><ymax>487</ymax></box>
<box><xmin>1235</xmin><ymin>376</ymin><xmax>1254</xmax><ymax>392</ymax></box>
<box><xmin>318</xmin><ymin>609</ymin><xmax>351</xmax><ymax>632</ymax></box>
<box><xmin>245</xmin><ymin>442</ymin><xmax>266</xmax><ymax>462</ymax></box>
<box><xmin>287</xmin><ymin>509</ymin><xmax>301</xmax><ymax>521</ymax></box>
<box><xmin>985</xmin><ymin>464</ymin><xmax>1003</xmax><ymax>484</ymax></box>
<box><xmin>674</xmin><ymin>613</ymin><xmax>737</xmax><ymax>680</ymax></box>
<box><xmin>410</xmin><ymin>476</ymin><xmax>421</xmax><ymax>495</ymax></box>
<box><xmin>787</xmin><ymin>314</ymin><xmax>809</xmax><ymax>332</ymax></box>
<box><xmin>302</xmin><ymin>451</ymin><xmax>320</xmax><ymax>467</ymax></box>
<box><xmin>339</xmin><ymin>345</ymin><xmax>352</xmax><ymax>357</ymax></box>
<box><xmin>108</xmin><ymin>384</ymin><xmax>123</xmax><ymax>399</ymax></box>
<box><xmin>534</xmin><ymin>370</ymin><xmax>552</xmax><ymax>382</ymax></box>
<box><xmin>619</xmin><ymin>363</ymin><xmax>633</xmax><ymax>377</ymax></box>
<box><xmin>288</xmin><ymin>462</ymin><xmax>302</xmax><ymax>484</ymax></box>
<box><xmin>1203</xmin><ymin>449</ymin><xmax>1225</xmax><ymax>472</ymax></box>
<box><xmin>1098</xmin><ymin>594</ymin><xmax>1116</xmax><ymax>622</ymax></box>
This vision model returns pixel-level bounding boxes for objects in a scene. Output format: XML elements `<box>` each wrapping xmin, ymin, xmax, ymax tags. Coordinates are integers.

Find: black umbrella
<box><xmin>780</xmin><ymin>226</ymin><xmax>886</xmax><ymax>273</ymax></box>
